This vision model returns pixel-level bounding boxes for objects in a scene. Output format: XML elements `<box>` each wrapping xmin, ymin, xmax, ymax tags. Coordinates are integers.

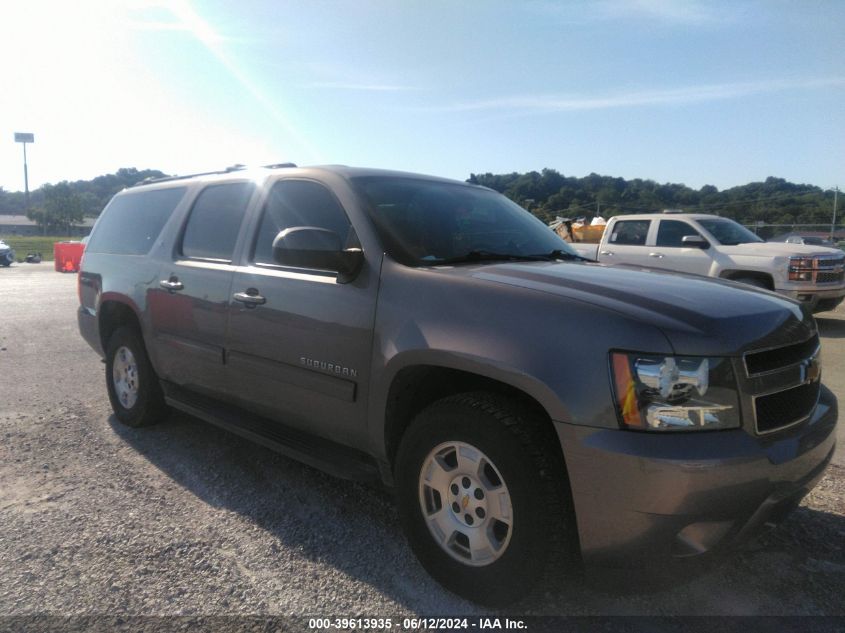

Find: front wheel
<box><xmin>105</xmin><ymin>326</ymin><xmax>168</xmax><ymax>427</ymax></box>
<box><xmin>734</xmin><ymin>276</ymin><xmax>770</xmax><ymax>289</ymax></box>
<box><xmin>395</xmin><ymin>393</ymin><xmax>577</xmax><ymax>605</ymax></box>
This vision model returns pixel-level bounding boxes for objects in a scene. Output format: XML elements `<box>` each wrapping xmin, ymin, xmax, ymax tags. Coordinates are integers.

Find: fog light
<box><xmin>646</xmin><ymin>403</ymin><xmax>733</xmax><ymax>429</ymax></box>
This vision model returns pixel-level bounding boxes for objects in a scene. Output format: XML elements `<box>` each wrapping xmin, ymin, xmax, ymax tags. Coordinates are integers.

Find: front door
<box><xmin>647</xmin><ymin>219</ymin><xmax>713</xmax><ymax>276</ymax></box>
<box><xmin>223</xmin><ymin>179</ymin><xmax>379</xmax><ymax>449</ymax></box>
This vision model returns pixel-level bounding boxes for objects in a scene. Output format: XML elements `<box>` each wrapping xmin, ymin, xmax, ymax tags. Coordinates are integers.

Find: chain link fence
<box><xmin>741</xmin><ymin>223</ymin><xmax>845</xmax><ymax>246</ymax></box>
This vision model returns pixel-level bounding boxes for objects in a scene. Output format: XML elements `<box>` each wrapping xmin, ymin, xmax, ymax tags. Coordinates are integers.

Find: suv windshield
<box><xmin>697</xmin><ymin>218</ymin><xmax>763</xmax><ymax>246</ymax></box>
<box><xmin>352</xmin><ymin>176</ymin><xmax>577</xmax><ymax>266</ymax></box>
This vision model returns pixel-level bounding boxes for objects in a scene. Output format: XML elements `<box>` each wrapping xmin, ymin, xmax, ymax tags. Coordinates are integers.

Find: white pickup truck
<box><xmin>567</xmin><ymin>213</ymin><xmax>845</xmax><ymax>313</ymax></box>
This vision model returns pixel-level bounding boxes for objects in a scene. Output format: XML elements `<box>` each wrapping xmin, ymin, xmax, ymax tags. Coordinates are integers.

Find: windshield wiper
<box><xmin>433</xmin><ymin>249</ymin><xmax>593</xmax><ymax>266</ymax></box>
<box><xmin>434</xmin><ymin>250</ymin><xmax>550</xmax><ymax>265</ymax></box>
<box><xmin>543</xmin><ymin>249</ymin><xmax>594</xmax><ymax>262</ymax></box>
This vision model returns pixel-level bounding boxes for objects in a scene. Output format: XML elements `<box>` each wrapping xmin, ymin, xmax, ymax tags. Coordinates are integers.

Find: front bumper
<box><xmin>556</xmin><ymin>384</ymin><xmax>837</xmax><ymax>567</ymax></box>
<box><xmin>777</xmin><ymin>286</ymin><xmax>845</xmax><ymax>313</ymax></box>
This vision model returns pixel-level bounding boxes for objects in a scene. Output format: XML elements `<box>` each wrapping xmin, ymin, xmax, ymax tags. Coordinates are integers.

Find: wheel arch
<box><xmin>718</xmin><ymin>269</ymin><xmax>775</xmax><ymax>290</ymax></box>
<box><xmin>382</xmin><ymin>362</ymin><xmax>564</xmax><ymax>472</ymax></box>
<box><xmin>98</xmin><ymin>297</ymin><xmax>145</xmax><ymax>356</ymax></box>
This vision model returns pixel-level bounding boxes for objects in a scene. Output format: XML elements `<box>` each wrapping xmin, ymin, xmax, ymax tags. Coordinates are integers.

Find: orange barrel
<box><xmin>53</xmin><ymin>241</ymin><xmax>86</xmax><ymax>273</ymax></box>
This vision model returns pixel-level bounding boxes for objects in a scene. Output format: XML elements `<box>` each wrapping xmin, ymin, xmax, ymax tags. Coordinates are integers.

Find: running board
<box><xmin>162</xmin><ymin>382</ymin><xmax>381</xmax><ymax>483</ymax></box>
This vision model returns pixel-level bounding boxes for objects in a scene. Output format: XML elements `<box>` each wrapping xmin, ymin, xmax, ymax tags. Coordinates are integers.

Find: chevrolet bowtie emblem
<box><xmin>800</xmin><ymin>353</ymin><xmax>821</xmax><ymax>384</ymax></box>
<box><xmin>462</xmin><ymin>495</ymin><xmax>470</xmax><ymax>510</ymax></box>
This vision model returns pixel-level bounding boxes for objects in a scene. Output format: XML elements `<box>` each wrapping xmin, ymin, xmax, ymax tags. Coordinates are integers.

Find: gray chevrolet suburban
<box><xmin>78</xmin><ymin>164</ymin><xmax>837</xmax><ymax>604</ymax></box>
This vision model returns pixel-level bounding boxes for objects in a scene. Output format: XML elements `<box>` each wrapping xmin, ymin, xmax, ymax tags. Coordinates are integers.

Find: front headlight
<box><xmin>610</xmin><ymin>352</ymin><xmax>741</xmax><ymax>431</ymax></box>
<box><xmin>789</xmin><ymin>256</ymin><xmax>816</xmax><ymax>282</ymax></box>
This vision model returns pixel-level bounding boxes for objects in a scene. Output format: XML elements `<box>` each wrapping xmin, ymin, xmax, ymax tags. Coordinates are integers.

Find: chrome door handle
<box><xmin>648</xmin><ymin>252</ymin><xmax>664</xmax><ymax>258</ymax></box>
<box><xmin>159</xmin><ymin>279</ymin><xmax>184</xmax><ymax>292</ymax></box>
<box><xmin>600</xmin><ymin>250</ymin><xmax>614</xmax><ymax>256</ymax></box>
<box><xmin>233</xmin><ymin>290</ymin><xmax>266</xmax><ymax>307</ymax></box>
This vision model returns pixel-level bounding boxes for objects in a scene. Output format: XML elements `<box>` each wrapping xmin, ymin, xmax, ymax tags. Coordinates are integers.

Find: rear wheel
<box><xmin>395</xmin><ymin>392</ymin><xmax>577</xmax><ymax>605</ymax></box>
<box><xmin>105</xmin><ymin>326</ymin><xmax>168</xmax><ymax>427</ymax></box>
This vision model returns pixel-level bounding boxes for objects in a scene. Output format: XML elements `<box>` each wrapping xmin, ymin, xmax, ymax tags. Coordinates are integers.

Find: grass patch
<box><xmin>0</xmin><ymin>236</ymin><xmax>79</xmax><ymax>262</ymax></box>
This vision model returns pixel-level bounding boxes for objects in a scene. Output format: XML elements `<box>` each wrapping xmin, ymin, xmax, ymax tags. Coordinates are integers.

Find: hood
<box><xmin>467</xmin><ymin>262</ymin><xmax>814</xmax><ymax>356</ymax></box>
<box><xmin>721</xmin><ymin>242</ymin><xmax>844</xmax><ymax>258</ymax></box>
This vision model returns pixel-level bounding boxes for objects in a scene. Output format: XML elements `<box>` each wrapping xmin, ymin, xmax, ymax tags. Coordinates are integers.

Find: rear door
<box><xmin>223</xmin><ymin>178</ymin><xmax>379</xmax><ymax>448</ymax></box>
<box><xmin>148</xmin><ymin>181</ymin><xmax>256</xmax><ymax>397</ymax></box>
<box><xmin>600</xmin><ymin>219</ymin><xmax>654</xmax><ymax>267</ymax></box>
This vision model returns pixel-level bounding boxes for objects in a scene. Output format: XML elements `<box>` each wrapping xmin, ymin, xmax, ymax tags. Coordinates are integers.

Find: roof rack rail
<box><xmin>132</xmin><ymin>164</ymin><xmax>249</xmax><ymax>187</ymax></box>
<box><xmin>131</xmin><ymin>162</ymin><xmax>297</xmax><ymax>187</ymax></box>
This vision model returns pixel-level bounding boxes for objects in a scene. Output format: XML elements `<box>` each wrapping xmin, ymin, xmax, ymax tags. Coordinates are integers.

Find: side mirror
<box><xmin>272</xmin><ymin>226</ymin><xmax>363</xmax><ymax>283</ymax></box>
<box><xmin>681</xmin><ymin>235</ymin><xmax>710</xmax><ymax>249</ymax></box>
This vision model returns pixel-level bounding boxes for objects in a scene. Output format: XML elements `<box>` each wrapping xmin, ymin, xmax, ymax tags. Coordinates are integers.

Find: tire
<box><xmin>105</xmin><ymin>325</ymin><xmax>168</xmax><ymax>427</ymax></box>
<box><xmin>395</xmin><ymin>392</ymin><xmax>577</xmax><ymax>605</ymax></box>
<box><xmin>734</xmin><ymin>276</ymin><xmax>770</xmax><ymax>289</ymax></box>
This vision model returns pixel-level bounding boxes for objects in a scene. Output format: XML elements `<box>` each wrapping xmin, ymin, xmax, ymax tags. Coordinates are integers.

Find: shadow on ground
<box><xmin>108</xmin><ymin>412</ymin><xmax>845</xmax><ymax>615</ymax></box>
<box><xmin>817</xmin><ymin>316</ymin><xmax>845</xmax><ymax>339</ymax></box>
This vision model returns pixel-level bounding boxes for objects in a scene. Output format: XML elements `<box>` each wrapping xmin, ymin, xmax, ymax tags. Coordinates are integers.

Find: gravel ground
<box><xmin>0</xmin><ymin>262</ymin><xmax>843</xmax><ymax>620</ymax></box>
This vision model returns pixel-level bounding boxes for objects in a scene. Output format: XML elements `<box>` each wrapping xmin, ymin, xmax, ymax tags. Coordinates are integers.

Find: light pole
<box><xmin>829</xmin><ymin>187</ymin><xmax>839</xmax><ymax>241</ymax></box>
<box><xmin>14</xmin><ymin>132</ymin><xmax>35</xmax><ymax>209</ymax></box>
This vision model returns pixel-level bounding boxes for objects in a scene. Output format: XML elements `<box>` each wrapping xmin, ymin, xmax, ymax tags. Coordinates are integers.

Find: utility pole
<box><xmin>14</xmin><ymin>132</ymin><xmax>35</xmax><ymax>209</ymax></box>
<box><xmin>831</xmin><ymin>187</ymin><xmax>839</xmax><ymax>241</ymax></box>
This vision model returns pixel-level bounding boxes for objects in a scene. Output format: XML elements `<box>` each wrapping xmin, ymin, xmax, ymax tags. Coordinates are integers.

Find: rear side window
<box><xmin>252</xmin><ymin>180</ymin><xmax>352</xmax><ymax>266</ymax></box>
<box><xmin>610</xmin><ymin>220</ymin><xmax>650</xmax><ymax>246</ymax></box>
<box><xmin>181</xmin><ymin>182</ymin><xmax>255</xmax><ymax>261</ymax></box>
<box><xmin>86</xmin><ymin>187</ymin><xmax>187</xmax><ymax>255</ymax></box>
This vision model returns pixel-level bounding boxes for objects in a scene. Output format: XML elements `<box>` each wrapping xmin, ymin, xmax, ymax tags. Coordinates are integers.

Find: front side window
<box><xmin>610</xmin><ymin>220</ymin><xmax>651</xmax><ymax>246</ymax></box>
<box><xmin>656</xmin><ymin>220</ymin><xmax>702</xmax><ymax>247</ymax></box>
<box><xmin>252</xmin><ymin>180</ymin><xmax>353</xmax><ymax>266</ymax></box>
<box><xmin>181</xmin><ymin>182</ymin><xmax>255</xmax><ymax>261</ymax></box>
<box><xmin>86</xmin><ymin>187</ymin><xmax>187</xmax><ymax>255</ymax></box>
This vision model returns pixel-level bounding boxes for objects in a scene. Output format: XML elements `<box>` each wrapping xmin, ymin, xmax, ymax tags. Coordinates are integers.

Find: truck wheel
<box><xmin>395</xmin><ymin>392</ymin><xmax>577</xmax><ymax>605</ymax></box>
<box><xmin>105</xmin><ymin>326</ymin><xmax>168</xmax><ymax>427</ymax></box>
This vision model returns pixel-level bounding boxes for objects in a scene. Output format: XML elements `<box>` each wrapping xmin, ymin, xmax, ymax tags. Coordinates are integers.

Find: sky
<box><xmin>0</xmin><ymin>0</ymin><xmax>843</xmax><ymax>192</ymax></box>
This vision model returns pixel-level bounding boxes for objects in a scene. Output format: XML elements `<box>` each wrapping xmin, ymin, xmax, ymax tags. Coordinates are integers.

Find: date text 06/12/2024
<box><xmin>307</xmin><ymin>618</ymin><xmax>527</xmax><ymax>630</ymax></box>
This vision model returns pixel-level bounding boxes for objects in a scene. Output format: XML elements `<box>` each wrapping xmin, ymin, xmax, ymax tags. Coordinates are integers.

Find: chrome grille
<box><xmin>817</xmin><ymin>270</ymin><xmax>844</xmax><ymax>284</ymax></box>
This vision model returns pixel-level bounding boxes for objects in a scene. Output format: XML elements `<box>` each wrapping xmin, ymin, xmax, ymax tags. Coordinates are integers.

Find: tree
<box><xmin>27</xmin><ymin>182</ymin><xmax>84</xmax><ymax>233</ymax></box>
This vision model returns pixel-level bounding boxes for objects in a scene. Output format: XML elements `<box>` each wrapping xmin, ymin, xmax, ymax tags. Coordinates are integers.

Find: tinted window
<box><xmin>610</xmin><ymin>220</ymin><xmax>650</xmax><ymax>246</ymax></box>
<box><xmin>181</xmin><ymin>183</ymin><xmax>254</xmax><ymax>261</ymax></box>
<box><xmin>253</xmin><ymin>180</ymin><xmax>352</xmax><ymax>266</ymax></box>
<box><xmin>656</xmin><ymin>220</ymin><xmax>702</xmax><ymax>247</ymax></box>
<box><xmin>86</xmin><ymin>187</ymin><xmax>187</xmax><ymax>255</ymax></box>
<box><xmin>351</xmin><ymin>176</ymin><xmax>576</xmax><ymax>266</ymax></box>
